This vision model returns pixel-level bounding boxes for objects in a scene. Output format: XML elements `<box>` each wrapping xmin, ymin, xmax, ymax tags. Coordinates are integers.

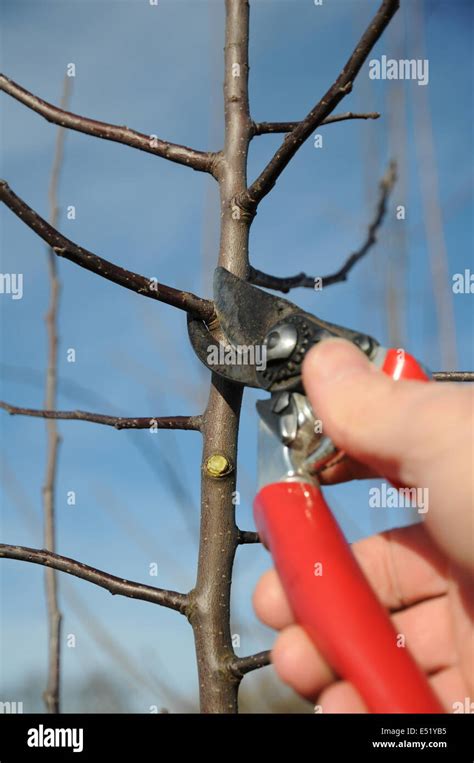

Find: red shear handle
<box><xmin>381</xmin><ymin>348</ymin><xmax>430</xmax><ymax>381</ymax></box>
<box><xmin>380</xmin><ymin>349</ymin><xmax>430</xmax><ymax>489</ymax></box>
<box><xmin>254</xmin><ymin>481</ymin><xmax>443</xmax><ymax>713</ymax></box>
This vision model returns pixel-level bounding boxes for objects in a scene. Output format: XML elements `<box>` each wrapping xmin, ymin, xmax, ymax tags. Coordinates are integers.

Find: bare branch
<box><xmin>0</xmin><ymin>402</ymin><xmax>203</xmax><ymax>431</ymax></box>
<box><xmin>249</xmin><ymin>161</ymin><xmax>397</xmax><ymax>293</ymax></box>
<box><xmin>432</xmin><ymin>372</ymin><xmax>474</xmax><ymax>382</ymax></box>
<box><xmin>411</xmin><ymin>4</ymin><xmax>457</xmax><ymax>369</ymax></box>
<box><xmin>237</xmin><ymin>530</ymin><xmax>260</xmax><ymax>544</ymax></box>
<box><xmin>0</xmin><ymin>180</ymin><xmax>215</xmax><ymax>322</ymax></box>
<box><xmin>248</xmin><ymin>266</ymin><xmax>316</xmax><ymax>292</ymax></box>
<box><xmin>238</xmin><ymin>0</ymin><xmax>399</xmax><ymax>211</ymax></box>
<box><xmin>0</xmin><ymin>74</ymin><xmax>217</xmax><ymax>175</ymax></box>
<box><xmin>187</xmin><ymin>0</ymin><xmax>253</xmax><ymax>714</ymax></box>
<box><xmin>42</xmin><ymin>74</ymin><xmax>71</xmax><ymax>715</ymax></box>
<box><xmin>230</xmin><ymin>651</ymin><xmax>271</xmax><ymax>678</ymax></box>
<box><xmin>0</xmin><ymin>545</ymin><xmax>189</xmax><ymax>613</ymax></box>
<box><xmin>252</xmin><ymin>111</ymin><xmax>380</xmax><ymax>135</ymax></box>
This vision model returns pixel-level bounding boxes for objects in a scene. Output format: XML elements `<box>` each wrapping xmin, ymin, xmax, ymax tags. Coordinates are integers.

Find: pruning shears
<box><xmin>188</xmin><ymin>267</ymin><xmax>443</xmax><ymax>714</ymax></box>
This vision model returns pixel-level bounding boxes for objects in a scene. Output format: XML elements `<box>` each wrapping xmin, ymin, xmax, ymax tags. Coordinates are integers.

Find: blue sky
<box><xmin>0</xmin><ymin>0</ymin><xmax>472</xmax><ymax>711</ymax></box>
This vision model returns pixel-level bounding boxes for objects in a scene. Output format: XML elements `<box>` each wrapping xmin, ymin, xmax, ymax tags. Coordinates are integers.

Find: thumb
<box><xmin>302</xmin><ymin>338</ymin><xmax>474</xmax><ymax>570</ymax></box>
<box><xmin>302</xmin><ymin>338</ymin><xmax>431</xmax><ymax>486</ymax></box>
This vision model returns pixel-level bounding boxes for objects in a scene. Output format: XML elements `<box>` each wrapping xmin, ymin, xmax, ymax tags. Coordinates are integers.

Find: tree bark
<box><xmin>189</xmin><ymin>0</ymin><xmax>252</xmax><ymax>713</ymax></box>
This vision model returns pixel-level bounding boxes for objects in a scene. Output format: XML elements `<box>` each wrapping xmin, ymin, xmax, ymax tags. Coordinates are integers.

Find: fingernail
<box><xmin>303</xmin><ymin>338</ymin><xmax>371</xmax><ymax>384</ymax></box>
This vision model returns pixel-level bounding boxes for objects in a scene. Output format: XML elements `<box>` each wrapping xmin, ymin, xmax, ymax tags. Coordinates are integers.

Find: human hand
<box><xmin>253</xmin><ymin>339</ymin><xmax>474</xmax><ymax>712</ymax></box>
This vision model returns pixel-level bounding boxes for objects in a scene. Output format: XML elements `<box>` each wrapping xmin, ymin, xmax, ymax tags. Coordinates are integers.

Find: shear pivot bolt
<box><xmin>205</xmin><ymin>454</ymin><xmax>232</xmax><ymax>478</ymax></box>
<box><xmin>264</xmin><ymin>323</ymin><xmax>298</xmax><ymax>362</ymax></box>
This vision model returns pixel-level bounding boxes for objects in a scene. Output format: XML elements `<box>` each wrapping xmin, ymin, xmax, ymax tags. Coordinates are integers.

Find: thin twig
<box><xmin>0</xmin><ymin>74</ymin><xmax>217</xmax><ymax>175</ymax></box>
<box><xmin>432</xmin><ymin>372</ymin><xmax>474</xmax><ymax>382</ymax></box>
<box><xmin>238</xmin><ymin>0</ymin><xmax>399</xmax><ymax>212</ymax></box>
<box><xmin>230</xmin><ymin>651</ymin><xmax>271</xmax><ymax>678</ymax></box>
<box><xmin>42</xmin><ymin>74</ymin><xmax>71</xmax><ymax>715</ymax></box>
<box><xmin>0</xmin><ymin>545</ymin><xmax>189</xmax><ymax>613</ymax></box>
<box><xmin>0</xmin><ymin>402</ymin><xmax>203</xmax><ymax>431</ymax></box>
<box><xmin>249</xmin><ymin>161</ymin><xmax>397</xmax><ymax>293</ymax></box>
<box><xmin>252</xmin><ymin>111</ymin><xmax>380</xmax><ymax>135</ymax></box>
<box><xmin>237</xmin><ymin>530</ymin><xmax>260</xmax><ymax>544</ymax></box>
<box><xmin>0</xmin><ymin>180</ymin><xmax>215</xmax><ymax>321</ymax></box>
<box><xmin>412</xmin><ymin>5</ymin><xmax>457</xmax><ymax>368</ymax></box>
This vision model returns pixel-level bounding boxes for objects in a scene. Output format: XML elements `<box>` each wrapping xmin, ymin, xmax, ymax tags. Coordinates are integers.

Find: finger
<box><xmin>317</xmin><ymin>681</ymin><xmax>368</xmax><ymax>713</ymax></box>
<box><xmin>322</xmin><ymin>670</ymin><xmax>464</xmax><ymax>714</ymax></box>
<box><xmin>429</xmin><ymin>665</ymin><xmax>469</xmax><ymax>712</ymax></box>
<box><xmin>302</xmin><ymin>338</ymin><xmax>460</xmax><ymax>485</ymax></box>
<box><xmin>317</xmin><ymin>455</ymin><xmax>375</xmax><ymax>485</ymax></box>
<box><xmin>267</xmin><ymin>596</ymin><xmax>454</xmax><ymax>700</ymax></box>
<box><xmin>302</xmin><ymin>338</ymin><xmax>474</xmax><ymax>570</ymax></box>
<box><xmin>254</xmin><ymin>524</ymin><xmax>448</xmax><ymax>632</ymax></box>
<box><xmin>253</xmin><ymin>568</ymin><xmax>294</xmax><ymax>630</ymax></box>
<box><xmin>272</xmin><ymin>653</ymin><xmax>458</xmax><ymax>714</ymax></box>
<box><xmin>271</xmin><ymin>624</ymin><xmax>335</xmax><ymax>699</ymax></box>
<box><xmin>352</xmin><ymin>524</ymin><xmax>448</xmax><ymax>610</ymax></box>
<box><xmin>392</xmin><ymin>595</ymin><xmax>456</xmax><ymax>674</ymax></box>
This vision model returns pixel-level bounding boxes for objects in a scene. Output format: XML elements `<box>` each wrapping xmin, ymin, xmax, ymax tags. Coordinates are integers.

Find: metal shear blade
<box><xmin>188</xmin><ymin>267</ymin><xmax>378</xmax><ymax>391</ymax></box>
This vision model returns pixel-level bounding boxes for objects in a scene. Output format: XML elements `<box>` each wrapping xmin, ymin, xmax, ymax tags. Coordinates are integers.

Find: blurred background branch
<box><xmin>42</xmin><ymin>72</ymin><xmax>71</xmax><ymax>714</ymax></box>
